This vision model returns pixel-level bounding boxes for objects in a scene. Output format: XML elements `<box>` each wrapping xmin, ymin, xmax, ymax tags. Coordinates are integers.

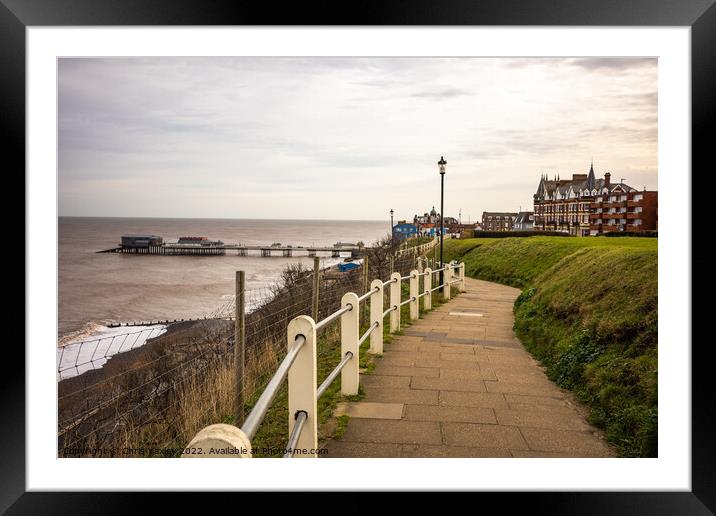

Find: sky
<box><xmin>58</xmin><ymin>57</ymin><xmax>657</xmax><ymax>222</ymax></box>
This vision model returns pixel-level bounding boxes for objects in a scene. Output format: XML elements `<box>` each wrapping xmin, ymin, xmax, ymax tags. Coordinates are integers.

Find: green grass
<box><xmin>444</xmin><ymin>236</ymin><xmax>656</xmax><ymax>288</ymax></box>
<box><xmin>334</xmin><ymin>415</ymin><xmax>350</xmax><ymax>439</ymax></box>
<box><xmin>444</xmin><ymin>236</ymin><xmax>658</xmax><ymax>457</ymax></box>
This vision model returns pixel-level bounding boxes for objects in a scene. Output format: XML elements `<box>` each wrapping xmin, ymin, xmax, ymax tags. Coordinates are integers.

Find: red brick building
<box><xmin>481</xmin><ymin>212</ymin><xmax>517</xmax><ymax>231</ymax></box>
<box><xmin>533</xmin><ymin>163</ymin><xmax>658</xmax><ymax>236</ymax></box>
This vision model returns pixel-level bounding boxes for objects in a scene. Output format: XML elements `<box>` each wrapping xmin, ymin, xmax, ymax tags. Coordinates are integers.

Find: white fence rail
<box><xmin>395</xmin><ymin>236</ymin><xmax>439</xmax><ymax>257</ymax></box>
<box><xmin>182</xmin><ymin>260</ymin><xmax>466</xmax><ymax>458</ymax></box>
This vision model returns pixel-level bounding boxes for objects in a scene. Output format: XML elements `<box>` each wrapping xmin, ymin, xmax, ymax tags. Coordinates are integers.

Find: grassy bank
<box><xmin>444</xmin><ymin>236</ymin><xmax>658</xmax><ymax>457</ymax></box>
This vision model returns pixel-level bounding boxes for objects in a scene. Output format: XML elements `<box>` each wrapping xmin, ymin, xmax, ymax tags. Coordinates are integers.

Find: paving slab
<box><xmin>494</xmin><ymin>408</ymin><xmax>591</xmax><ymax>431</ymax></box>
<box><xmin>439</xmin><ymin>390</ymin><xmax>509</xmax><ymax>409</ymax></box>
<box><xmin>334</xmin><ymin>402</ymin><xmax>404</xmax><ymax>420</ymax></box>
<box><xmin>322</xmin><ymin>441</ymin><xmax>402</xmax><ymax>458</ymax></box>
<box><xmin>410</xmin><ymin>376</ymin><xmax>487</xmax><ymax>393</ymax></box>
<box><xmin>363</xmin><ymin>386</ymin><xmax>439</xmax><ymax>405</ymax></box>
<box><xmin>401</xmin><ymin>444</ymin><xmax>512</xmax><ymax>458</ymax></box>
<box><xmin>404</xmin><ymin>404</ymin><xmax>497</xmax><ymax>424</ymax></box>
<box><xmin>519</xmin><ymin>427</ymin><xmax>613</xmax><ymax>457</ymax></box>
<box><xmin>372</xmin><ymin>365</ymin><xmax>439</xmax><ymax>378</ymax></box>
<box><xmin>340</xmin><ymin>419</ymin><xmax>443</xmax><ymax>445</ymax></box>
<box><xmin>360</xmin><ymin>375</ymin><xmax>411</xmax><ymax>389</ymax></box>
<box><xmin>442</xmin><ymin>422</ymin><xmax>529</xmax><ymax>450</ymax></box>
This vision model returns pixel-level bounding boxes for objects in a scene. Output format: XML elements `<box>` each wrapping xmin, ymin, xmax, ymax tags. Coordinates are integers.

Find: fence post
<box><xmin>363</xmin><ymin>255</ymin><xmax>369</xmax><ymax>294</ymax></box>
<box><xmin>369</xmin><ymin>279</ymin><xmax>384</xmax><ymax>354</ymax></box>
<box><xmin>443</xmin><ymin>263</ymin><xmax>451</xmax><ymax>300</ymax></box>
<box><xmin>182</xmin><ymin>423</ymin><xmax>252</xmax><ymax>458</ymax></box>
<box><xmin>389</xmin><ymin>272</ymin><xmax>401</xmax><ymax>332</ymax></box>
<box><xmin>460</xmin><ymin>262</ymin><xmax>466</xmax><ymax>292</ymax></box>
<box><xmin>312</xmin><ymin>257</ymin><xmax>320</xmax><ymax>321</ymax></box>
<box><xmin>235</xmin><ymin>271</ymin><xmax>245</xmax><ymax>425</ymax></box>
<box><xmin>340</xmin><ymin>292</ymin><xmax>359</xmax><ymax>396</ymax></box>
<box><xmin>409</xmin><ymin>269</ymin><xmax>419</xmax><ymax>321</ymax></box>
<box><xmin>424</xmin><ymin>267</ymin><xmax>432</xmax><ymax>310</ymax></box>
<box><xmin>287</xmin><ymin>315</ymin><xmax>318</xmax><ymax>457</ymax></box>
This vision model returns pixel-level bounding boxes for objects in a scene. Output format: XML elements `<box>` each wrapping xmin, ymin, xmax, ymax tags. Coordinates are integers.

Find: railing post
<box><xmin>460</xmin><ymin>262</ymin><xmax>466</xmax><ymax>292</ymax></box>
<box><xmin>235</xmin><ymin>271</ymin><xmax>245</xmax><ymax>425</ymax></box>
<box><xmin>340</xmin><ymin>292</ymin><xmax>359</xmax><ymax>396</ymax></box>
<box><xmin>287</xmin><ymin>315</ymin><xmax>317</xmax><ymax>457</ymax></box>
<box><xmin>443</xmin><ymin>263</ymin><xmax>452</xmax><ymax>300</ymax></box>
<box><xmin>363</xmin><ymin>255</ymin><xmax>369</xmax><ymax>294</ymax></box>
<box><xmin>312</xmin><ymin>257</ymin><xmax>320</xmax><ymax>321</ymax></box>
<box><xmin>389</xmin><ymin>272</ymin><xmax>401</xmax><ymax>333</ymax></box>
<box><xmin>369</xmin><ymin>279</ymin><xmax>384</xmax><ymax>354</ymax></box>
<box><xmin>182</xmin><ymin>424</ymin><xmax>252</xmax><ymax>458</ymax></box>
<box><xmin>424</xmin><ymin>267</ymin><xmax>432</xmax><ymax>310</ymax></box>
<box><xmin>409</xmin><ymin>269</ymin><xmax>419</xmax><ymax>321</ymax></box>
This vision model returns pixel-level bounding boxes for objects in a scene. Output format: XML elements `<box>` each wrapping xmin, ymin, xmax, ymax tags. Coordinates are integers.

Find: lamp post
<box><xmin>390</xmin><ymin>209</ymin><xmax>394</xmax><ymax>247</ymax></box>
<box><xmin>438</xmin><ymin>156</ymin><xmax>447</xmax><ymax>285</ymax></box>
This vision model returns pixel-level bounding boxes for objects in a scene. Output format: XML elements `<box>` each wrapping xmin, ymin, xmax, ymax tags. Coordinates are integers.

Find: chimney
<box><xmin>604</xmin><ymin>172</ymin><xmax>611</xmax><ymax>188</ymax></box>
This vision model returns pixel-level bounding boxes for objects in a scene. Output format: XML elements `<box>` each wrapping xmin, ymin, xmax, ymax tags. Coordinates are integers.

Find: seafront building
<box><xmin>533</xmin><ymin>163</ymin><xmax>658</xmax><ymax>236</ymax></box>
<box><xmin>481</xmin><ymin>212</ymin><xmax>518</xmax><ymax>231</ymax></box>
<box><xmin>513</xmin><ymin>211</ymin><xmax>534</xmax><ymax>231</ymax></box>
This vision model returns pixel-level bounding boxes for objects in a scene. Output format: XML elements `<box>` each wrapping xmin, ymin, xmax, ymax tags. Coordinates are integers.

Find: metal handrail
<box><xmin>383</xmin><ymin>305</ymin><xmax>398</xmax><ymax>318</ymax></box>
<box><xmin>283</xmin><ymin>410</ymin><xmax>308</xmax><ymax>458</ymax></box>
<box><xmin>358</xmin><ymin>321</ymin><xmax>380</xmax><ymax>347</ymax></box>
<box><xmin>399</xmin><ymin>296</ymin><xmax>415</xmax><ymax>307</ymax></box>
<box><xmin>242</xmin><ymin>334</ymin><xmax>306</xmax><ymax>440</ymax></box>
<box><xmin>315</xmin><ymin>303</ymin><xmax>353</xmax><ymax>331</ymax></box>
<box><xmin>418</xmin><ymin>291</ymin><xmax>428</xmax><ymax>298</ymax></box>
<box><xmin>382</xmin><ymin>278</ymin><xmax>398</xmax><ymax>287</ymax></box>
<box><xmin>400</xmin><ymin>274</ymin><xmax>413</xmax><ymax>281</ymax></box>
<box><xmin>316</xmin><ymin>351</ymin><xmax>354</xmax><ymax>399</ymax></box>
<box><xmin>430</xmin><ymin>285</ymin><xmax>443</xmax><ymax>292</ymax></box>
<box><xmin>431</xmin><ymin>267</ymin><xmax>448</xmax><ymax>273</ymax></box>
<box><xmin>357</xmin><ymin>285</ymin><xmax>380</xmax><ymax>304</ymax></box>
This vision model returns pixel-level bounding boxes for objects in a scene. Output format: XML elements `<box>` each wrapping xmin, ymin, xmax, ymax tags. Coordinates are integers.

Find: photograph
<box><xmin>56</xmin><ymin>56</ymin><xmax>658</xmax><ymax>460</ymax></box>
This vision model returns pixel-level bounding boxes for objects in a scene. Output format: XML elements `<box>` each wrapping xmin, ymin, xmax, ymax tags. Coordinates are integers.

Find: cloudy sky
<box><xmin>58</xmin><ymin>57</ymin><xmax>657</xmax><ymax>222</ymax></box>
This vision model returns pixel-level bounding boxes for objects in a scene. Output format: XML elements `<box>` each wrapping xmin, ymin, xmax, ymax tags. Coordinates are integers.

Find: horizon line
<box><xmin>58</xmin><ymin>215</ymin><xmax>391</xmax><ymax>223</ymax></box>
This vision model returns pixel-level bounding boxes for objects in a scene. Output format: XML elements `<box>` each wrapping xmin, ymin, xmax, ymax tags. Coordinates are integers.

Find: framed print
<box><xmin>6</xmin><ymin>0</ymin><xmax>710</xmax><ymax>512</ymax></box>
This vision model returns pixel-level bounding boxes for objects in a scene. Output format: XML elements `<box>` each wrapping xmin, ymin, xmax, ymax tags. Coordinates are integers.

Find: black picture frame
<box><xmin>6</xmin><ymin>0</ymin><xmax>709</xmax><ymax>512</ymax></box>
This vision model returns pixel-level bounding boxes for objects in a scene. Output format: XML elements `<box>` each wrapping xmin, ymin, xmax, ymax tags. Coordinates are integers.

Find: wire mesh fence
<box><xmin>57</xmin><ymin>241</ymin><xmax>424</xmax><ymax>457</ymax></box>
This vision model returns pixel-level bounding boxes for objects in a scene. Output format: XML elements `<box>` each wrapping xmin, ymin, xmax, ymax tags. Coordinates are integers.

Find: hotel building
<box><xmin>533</xmin><ymin>163</ymin><xmax>658</xmax><ymax>236</ymax></box>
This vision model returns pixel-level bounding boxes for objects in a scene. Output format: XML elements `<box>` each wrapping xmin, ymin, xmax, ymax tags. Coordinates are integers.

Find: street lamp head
<box><xmin>390</xmin><ymin>209</ymin><xmax>394</xmax><ymax>216</ymax></box>
<box><xmin>438</xmin><ymin>156</ymin><xmax>447</xmax><ymax>175</ymax></box>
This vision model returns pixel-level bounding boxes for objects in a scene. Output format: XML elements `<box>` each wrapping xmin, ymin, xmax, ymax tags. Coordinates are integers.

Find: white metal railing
<box><xmin>183</xmin><ymin>260</ymin><xmax>466</xmax><ymax>458</ymax></box>
<box><xmin>395</xmin><ymin>236</ymin><xmax>439</xmax><ymax>257</ymax></box>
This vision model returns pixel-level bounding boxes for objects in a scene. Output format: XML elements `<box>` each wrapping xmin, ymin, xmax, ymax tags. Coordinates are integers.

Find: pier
<box><xmin>99</xmin><ymin>241</ymin><xmax>367</xmax><ymax>258</ymax></box>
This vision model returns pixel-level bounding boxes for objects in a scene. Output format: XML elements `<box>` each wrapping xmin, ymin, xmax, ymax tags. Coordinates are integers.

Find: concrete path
<box><xmin>323</xmin><ymin>277</ymin><xmax>615</xmax><ymax>458</ymax></box>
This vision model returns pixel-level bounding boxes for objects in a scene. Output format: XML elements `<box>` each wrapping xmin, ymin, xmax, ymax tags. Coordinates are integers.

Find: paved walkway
<box><xmin>323</xmin><ymin>277</ymin><xmax>615</xmax><ymax>458</ymax></box>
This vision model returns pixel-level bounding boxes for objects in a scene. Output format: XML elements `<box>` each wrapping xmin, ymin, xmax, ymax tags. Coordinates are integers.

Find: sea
<box><xmin>58</xmin><ymin>217</ymin><xmax>387</xmax><ymax>343</ymax></box>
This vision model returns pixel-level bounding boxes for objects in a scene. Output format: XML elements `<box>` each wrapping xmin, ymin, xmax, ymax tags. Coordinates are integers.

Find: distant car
<box><xmin>271</xmin><ymin>242</ymin><xmax>282</xmax><ymax>247</ymax></box>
